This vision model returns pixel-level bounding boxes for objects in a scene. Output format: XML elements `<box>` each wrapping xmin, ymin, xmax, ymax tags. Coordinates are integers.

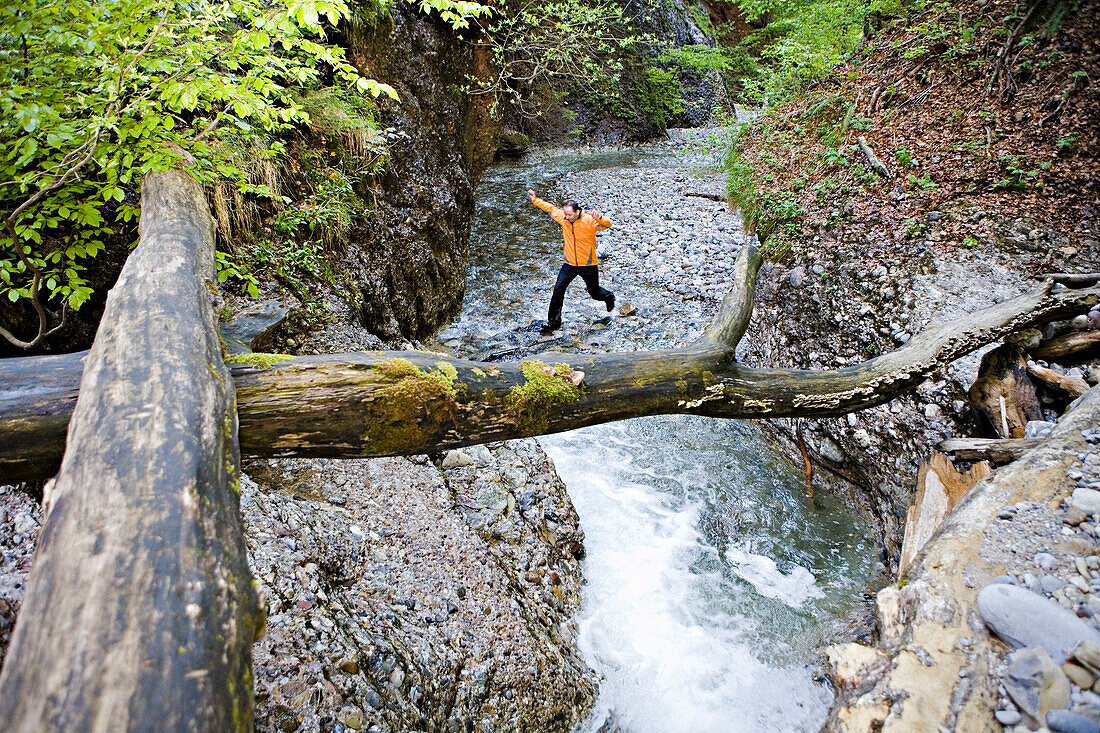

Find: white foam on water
<box><xmin>724</xmin><ymin>545</ymin><xmax>826</xmax><ymax>608</ymax></box>
<box><xmin>542</xmin><ymin>425</ymin><xmax>834</xmax><ymax>733</ymax></box>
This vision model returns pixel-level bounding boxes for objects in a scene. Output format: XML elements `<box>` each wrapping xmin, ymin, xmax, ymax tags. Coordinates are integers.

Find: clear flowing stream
<box><xmin>432</xmin><ymin>132</ymin><xmax>883</xmax><ymax>732</ymax></box>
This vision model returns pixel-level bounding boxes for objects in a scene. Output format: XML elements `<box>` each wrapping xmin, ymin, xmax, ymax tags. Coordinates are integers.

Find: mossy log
<box><xmin>0</xmin><ymin>171</ymin><xmax>260</xmax><ymax>730</ymax></box>
<box><xmin>3</xmin><ymin>250</ymin><xmax>1098</xmax><ymax>482</ymax></box>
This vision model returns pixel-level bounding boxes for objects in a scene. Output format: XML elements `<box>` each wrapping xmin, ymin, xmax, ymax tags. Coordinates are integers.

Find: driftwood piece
<box><xmin>937</xmin><ymin>437</ymin><xmax>1042</xmax><ymax>463</ymax></box>
<box><xmin>1046</xmin><ymin>273</ymin><xmax>1100</xmax><ymax>287</ymax></box>
<box><xmin>1027</xmin><ymin>362</ymin><xmax>1090</xmax><ymax>400</ymax></box>
<box><xmin>685</xmin><ymin>192</ymin><xmax>728</xmax><ymax>203</ymax></box>
<box><xmin>0</xmin><ymin>171</ymin><xmax>260</xmax><ymax>730</ymax></box>
<box><xmin>1</xmin><ymin>262</ymin><xmax>1099</xmax><ymax>483</ymax></box>
<box><xmin>899</xmin><ymin>453</ymin><xmax>991</xmax><ymax>577</ymax></box>
<box><xmin>1031</xmin><ymin>329</ymin><xmax>1100</xmax><ymax>364</ymax></box>
<box><xmin>968</xmin><ymin>344</ymin><xmax>1043</xmax><ymax>438</ymax></box>
<box><xmin>857</xmin><ymin>136</ymin><xmax>891</xmax><ymax>178</ymax></box>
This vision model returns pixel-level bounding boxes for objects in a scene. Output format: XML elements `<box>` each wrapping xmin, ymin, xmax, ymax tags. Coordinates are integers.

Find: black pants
<box><xmin>548</xmin><ymin>263</ymin><xmax>612</xmax><ymax>323</ymax></box>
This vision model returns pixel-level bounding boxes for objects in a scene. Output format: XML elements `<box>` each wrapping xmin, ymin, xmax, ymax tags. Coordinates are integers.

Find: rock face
<box><xmin>621</xmin><ymin>0</ymin><xmax>729</xmax><ymax>127</ymax></box>
<box><xmin>245</xmin><ymin>440</ymin><xmax>597</xmax><ymax>732</ymax></box>
<box><xmin>742</xmin><ymin>252</ymin><xmax>1031</xmax><ymax>568</ymax></box>
<box><xmin>822</xmin><ymin>386</ymin><xmax>1100</xmax><ymax>731</ymax></box>
<box><xmin>342</xmin><ymin>7</ymin><xmax>502</xmax><ymax>341</ymax></box>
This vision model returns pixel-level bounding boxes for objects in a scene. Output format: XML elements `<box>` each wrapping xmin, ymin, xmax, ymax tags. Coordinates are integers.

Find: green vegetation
<box><xmin>1</xmin><ymin>0</ymin><xmax>487</xmax><ymax>349</ymax></box>
<box><xmin>374</xmin><ymin>357</ymin><xmax>460</xmax><ymax>399</ymax></box>
<box><xmin>473</xmin><ymin>0</ymin><xmax>656</xmax><ymax>122</ymax></box>
<box><xmin>730</xmin><ymin>0</ymin><xmax>903</xmax><ymax>107</ymax></box>
<box><xmin>224</xmin><ymin>352</ymin><xmax>296</xmax><ymax>369</ymax></box>
<box><xmin>507</xmin><ymin>360</ymin><xmax>583</xmax><ymax>431</ymax></box>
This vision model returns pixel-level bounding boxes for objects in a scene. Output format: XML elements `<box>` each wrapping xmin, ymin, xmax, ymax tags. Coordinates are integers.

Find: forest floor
<box><xmin>732</xmin><ymin>0</ymin><xmax>1099</xmax><ymax>271</ymax></box>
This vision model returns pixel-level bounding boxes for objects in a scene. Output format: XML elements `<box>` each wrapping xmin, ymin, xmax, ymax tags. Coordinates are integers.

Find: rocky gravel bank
<box><xmin>0</xmin><ymin>485</ymin><xmax>38</xmax><ymax>669</ymax></box>
<box><xmin>245</xmin><ymin>439</ymin><xmax>597</xmax><ymax>732</ymax></box>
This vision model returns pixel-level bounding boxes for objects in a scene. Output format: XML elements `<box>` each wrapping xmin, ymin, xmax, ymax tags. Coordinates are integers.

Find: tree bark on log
<box><xmin>2</xmin><ymin>257</ymin><xmax>1098</xmax><ymax>483</ymax></box>
<box><xmin>0</xmin><ymin>171</ymin><xmax>260</xmax><ymax>730</ymax></box>
<box><xmin>1031</xmin><ymin>329</ymin><xmax>1100</xmax><ymax>364</ymax></box>
<box><xmin>937</xmin><ymin>437</ymin><xmax>1042</xmax><ymax>463</ymax></box>
<box><xmin>968</xmin><ymin>344</ymin><xmax>1043</xmax><ymax>438</ymax></box>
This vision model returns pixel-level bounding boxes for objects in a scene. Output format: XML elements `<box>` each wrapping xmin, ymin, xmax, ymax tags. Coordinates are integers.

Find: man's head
<box><xmin>562</xmin><ymin>200</ymin><xmax>582</xmax><ymax>222</ymax></box>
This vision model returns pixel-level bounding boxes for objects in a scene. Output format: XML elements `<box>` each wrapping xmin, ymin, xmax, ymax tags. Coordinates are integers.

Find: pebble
<box><xmin>1072</xmin><ymin>490</ymin><xmax>1100</xmax><ymax>516</ymax></box>
<box><xmin>996</xmin><ymin>709</ymin><xmax>1023</xmax><ymax>726</ymax></box>
<box><xmin>1003</xmin><ymin>646</ymin><xmax>1071</xmax><ymax>720</ymax></box>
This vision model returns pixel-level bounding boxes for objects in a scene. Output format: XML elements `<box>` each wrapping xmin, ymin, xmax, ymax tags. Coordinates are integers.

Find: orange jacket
<box><xmin>531</xmin><ymin>196</ymin><xmax>612</xmax><ymax>266</ymax></box>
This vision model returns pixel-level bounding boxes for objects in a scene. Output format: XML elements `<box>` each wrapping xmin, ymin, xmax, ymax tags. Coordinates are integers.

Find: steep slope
<box><xmin>730</xmin><ymin>0</ymin><xmax>1100</xmax><ymax>562</ymax></box>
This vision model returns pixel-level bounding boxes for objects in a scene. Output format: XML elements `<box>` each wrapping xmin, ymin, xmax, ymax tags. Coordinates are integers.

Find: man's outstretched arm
<box><xmin>590</xmin><ymin>208</ymin><xmax>612</xmax><ymax>230</ymax></box>
<box><xmin>527</xmin><ymin>189</ymin><xmax>561</xmax><ymax>218</ymax></box>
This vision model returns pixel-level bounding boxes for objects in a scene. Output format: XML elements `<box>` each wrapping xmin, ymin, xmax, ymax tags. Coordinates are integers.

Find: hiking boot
<box><xmin>540</xmin><ymin>318</ymin><xmax>562</xmax><ymax>335</ymax></box>
<box><xmin>605</xmin><ymin>293</ymin><xmax>616</xmax><ymax>313</ymax></box>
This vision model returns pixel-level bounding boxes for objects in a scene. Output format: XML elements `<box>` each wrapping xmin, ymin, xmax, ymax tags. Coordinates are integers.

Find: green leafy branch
<box><xmin>0</xmin><ymin>0</ymin><xmax>400</xmax><ymax>348</ymax></box>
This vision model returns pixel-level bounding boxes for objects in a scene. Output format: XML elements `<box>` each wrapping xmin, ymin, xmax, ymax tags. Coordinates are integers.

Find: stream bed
<box><xmin>432</xmin><ymin>130</ymin><xmax>884</xmax><ymax>732</ymax></box>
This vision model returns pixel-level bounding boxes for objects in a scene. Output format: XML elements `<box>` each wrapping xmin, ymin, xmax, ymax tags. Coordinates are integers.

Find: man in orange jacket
<box><xmin>528</xmin><ymin>189</ymin><xmax>615</xmax><ymax>334</ymax></box>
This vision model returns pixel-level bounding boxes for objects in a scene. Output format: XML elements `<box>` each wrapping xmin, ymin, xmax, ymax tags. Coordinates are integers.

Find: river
<box><xmin>432</xmin><ymin>129</ymin><xmax>883</xmax><ymax>732</ymax></box>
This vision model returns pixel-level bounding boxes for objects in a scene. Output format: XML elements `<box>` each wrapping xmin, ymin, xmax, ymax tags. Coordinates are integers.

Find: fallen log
<box><xmin>857</xmin><ymin>136</ymin><xmax>891</xmax><ymax>179</ymax></box>
<box><xmin>2</xmin><ymin>254</ymin><xmax>1098</xmax><ymax>483</ymax></box>
<box><xmin>1047</xmin><ymin>273</ymin><xmax>1100</xmax><ymax>287</ymax></box>
<box><xmin>0</xmin><ymin>171</ymin><xmax>260</xmax><ymax>729</ymax></box>
<box><xmin>1027</xmin><ymin>362</ymin><xmax>1089</xmax><ymax>400</ymax></box>
<box><xmin>937</xmin><ymin>437</ymin><xmax>1042</xmax><ymax>463</ymax></box>
<box><xmin>1031</xmin><ymin>329</ymin><xmax>1100</xmax><ymax>364</ymax></box>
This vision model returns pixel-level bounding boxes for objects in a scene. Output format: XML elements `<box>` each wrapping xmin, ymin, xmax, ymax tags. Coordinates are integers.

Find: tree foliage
<box><xmin>721</xmin><ymin>0</ymin><xmax>904</xmax><ymax>106</ymax></box>
<box><xmin>471</xmin><ymin>0</ymin><xmax>660</xmax><ymax>121</ymax></box>
<box><xmin>0</xmin><ymin>0</ymin><xmax>401</xmax><ymax>348</ymax></box>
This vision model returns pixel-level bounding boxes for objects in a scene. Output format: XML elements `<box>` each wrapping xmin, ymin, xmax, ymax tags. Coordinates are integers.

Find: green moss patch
<box><xmin>361</xmin><ymin>358</ymin><xmax>460</xmax><ymax>453</ymax></box>
<box><xmin>506</xmin><ymin>361</ymin><xmax>583</xmax><ymax>433</ymax></box>
<box><xmin>224</xmin><ymin>352</ymin><xmax>296</xmax><ymax>369</ymax></box>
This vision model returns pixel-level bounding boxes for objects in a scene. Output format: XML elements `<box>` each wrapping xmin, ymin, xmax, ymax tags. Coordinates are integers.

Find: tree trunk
<box><xmin>2</xmin><ymin>261</ymin><xmax>1098</xmax><ymax>483</ymax></box>
<box><xmin>968</xmin><ymin>344</ymin><xmax>1043</xmax><ymax>438</ymax></box>
<box><xmin>0</xmin><ymin>170</ymin><xmax>260</xmax><ymax>731</ymax></box>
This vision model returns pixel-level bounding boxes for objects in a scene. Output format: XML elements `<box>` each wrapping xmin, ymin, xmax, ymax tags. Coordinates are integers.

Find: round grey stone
<box><xmin>1047</xmin><ymin>709</ymin><xmax>1100</xmax><ymax>733</ymax></box>
<box><xmin>1038</xmin><ymin>553</ymin><xmax>1058</xmax><ymax>570</ymax></box>
<box><xmin>1044</xmin><ymin>575</ymin><xmax>1067</xmax><ymax>594</ymax></box>
<box><xmin>1071</xmin><ymin>489</ymin><xmax>1100</xmax><ymax>516</ymax></box>
<box><xmin>978</xmin><ymin>583</ymin><xmax>1100</xmax><ymax>662</ymax></box>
